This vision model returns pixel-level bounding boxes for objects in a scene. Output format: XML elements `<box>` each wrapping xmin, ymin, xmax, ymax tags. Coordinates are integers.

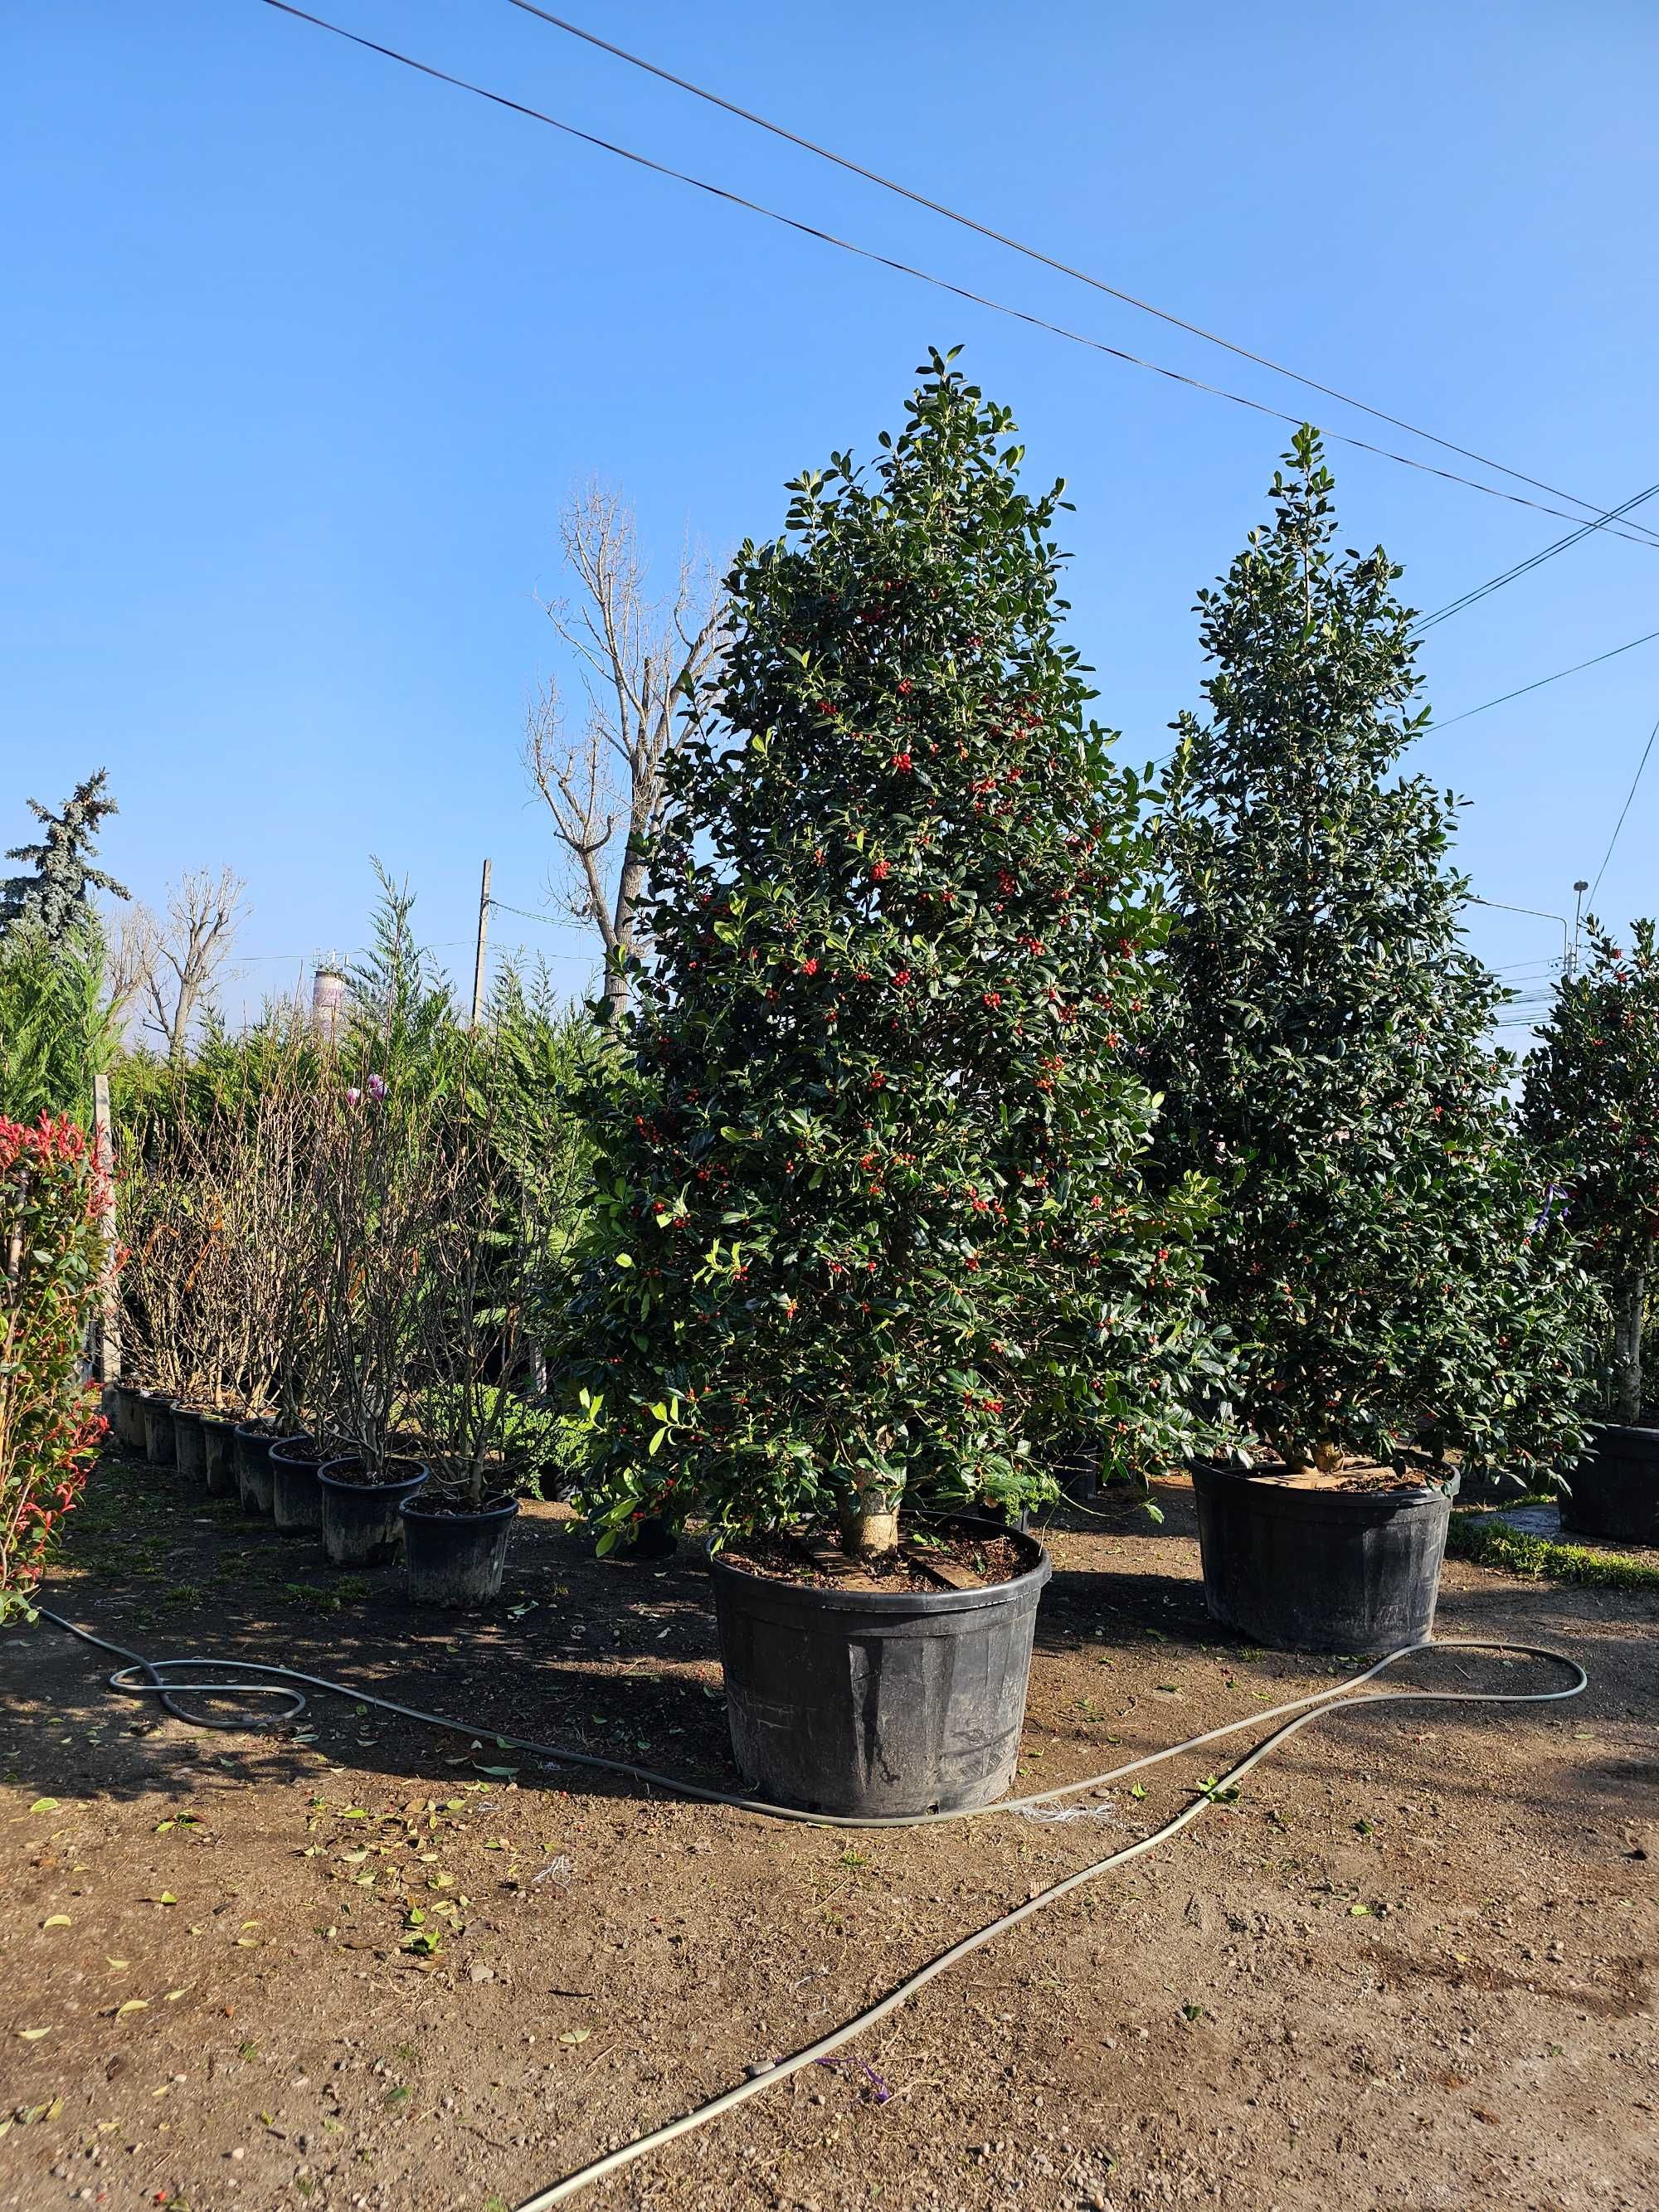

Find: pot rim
<box><xmin>398</xmin><ymin>1494</ymin><xmax>519</xmax><ymax>1526</ymax></box>
<box><xmin>1190</xmin><ymin>1456</ymin><xmax>1454</xmax><ymax>1512</ymax></box>
<box><xmin>319</xmin><ymin>1456</ymin><xmax>431</xmax><ymax>1493</ymax></box>
<box><xmin>707</xmin><ymin>1516</ymin><xmax>1051</xmax><ymax>1616</ymax></box>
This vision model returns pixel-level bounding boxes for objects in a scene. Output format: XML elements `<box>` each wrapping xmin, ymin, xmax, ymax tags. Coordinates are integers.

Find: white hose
<box><xmin>31</xmin><ymin>1607</ymin><xmax>1586</xmax><ymax>2209</ymax></box>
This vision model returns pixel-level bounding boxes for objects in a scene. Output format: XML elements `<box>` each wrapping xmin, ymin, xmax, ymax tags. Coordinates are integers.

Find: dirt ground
<box><xmin>2</xmin><ymin>1446</ymin><xmax>1654</xmax><ymax>2212</ymax></box>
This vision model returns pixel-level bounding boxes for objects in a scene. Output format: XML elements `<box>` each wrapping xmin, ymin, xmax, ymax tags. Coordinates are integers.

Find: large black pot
<box><xmin>200</xmin><ymin>1413</ymin><xmax>236</xmax><ymax>1499</ymax></box>
<box><xmin>233</xmin><ymin>1422</ymin><xmax>275</xmax><ymax>1516</ymax></box>
<box><xmin>1191</xmin><ymin>1460</ymin><xmax>1452</xmax><ymax>1654</ymax></box>
<box><xmin>401</xmin><ymin>1496</ymin><xmax>518</xmax><ymax>1605</ymax></box>
<box><xmin>142</xmin><ymin>1394</ymin><xmax>177</xmax><ymax>1468</ymax></box>
<box><xmin>1559</xmin><ymin>1424</ymin><xmax>1659</xmax><ymax>1545</ymax></box>
<box><xmin>269</xmin><ymin>1437</ymin><xmax>325</xmax><ymax>1534</ymax></box>
<box><xmin>319</xmin><ymin>1458</ymin><xmax>429</xmax><ymax>1567</ymax></box>
<box><xmin>172</xmin><ymin>1407</ymin><xmax>207</xmax><ymax>1486</ymax></box>
<box><xmin>709</xmin><ymin>1522</ymin><xmax>1051</xmax><ymax>1818</ymax></box>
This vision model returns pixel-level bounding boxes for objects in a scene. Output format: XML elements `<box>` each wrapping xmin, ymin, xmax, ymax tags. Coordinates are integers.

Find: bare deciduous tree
<box><xmin>105</xmin><ymin>904</ymin><xmax>159</xmax><ymax>1035</ymax></box>
<box><xmin>525</xmin><ymin>481</ymin><xmax>724</xmax><ymax>1024</ymax></box>
<box><xmin>142</xmin><ymin>867</ymin><xmax>248</xmax><ymax>1059</ymax></box>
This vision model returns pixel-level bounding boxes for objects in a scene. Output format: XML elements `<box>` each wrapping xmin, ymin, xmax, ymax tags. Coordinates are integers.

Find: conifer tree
<box><xmin>1153</xmin><ymin>430</ymin><xmax>1594</xmax><ymax>1480</ymax></box>
<box><xmin>570</xmin><ymin>354</ymin><xmax>1218</xmax><ymax>1554</ymax></box>
<box><xmin>0</xmin><ymin>770</ymin><xmax>129</xmax><ymax>944</ymax></box>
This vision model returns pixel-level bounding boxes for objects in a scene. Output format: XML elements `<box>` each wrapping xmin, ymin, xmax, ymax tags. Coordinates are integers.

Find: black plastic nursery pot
<box><xmin>708</xmin><ymin>1521</ymin><xmax>1052</xmax><ymax>1819</ymax></box>
<box><xmin>602</xmin><ymin>1513</ymin><xmax>679</xmax><ymax>1563</ymax></box>
<box><xmin>113</xmin><ymin>1383</ymin><xmax>148</xmax><ymax>1452</ymax></box>
<box><xmin>142</xmin><ymin>1394</ymin><xmax>177</xmax><ymax>1468</ymax></box>
<box><xmin>171</xmin><ymin>1407</ymin><xmax>207</xmax><ymax>1485</ymax></box>
<box><xmin>1190</xmin><ymin>1460</ymin><xmax>1452</xmax><ymax>1654</ymax></box>
<box><xmin>233</xmin><ymin>1422</ymin><xmax>275</xmax><ymax>1516</ymax></box>
<box><xmin>400</xmin><ymin>1497</ymin><xmax>518</xmax><ymax>1606</ymax></box>
<box><xmin>319</xmin><ymin>1459</ymin><xmax>429</xmax><ymax>1568</ymax></box>
<box><xmin>1559</xmin><ymin>1423</ymin><xmax>1659</xmax><ymax>1545</ymax></box>
<box><xmin>199</xmin><ymin>1414</ymin><xmax>236</xmax><ymax>1499</ymax></box>
<box><xmin>269</xmin><ymin>1437</ymin><xmax>326</xmax><ymax>1534</ymax></box>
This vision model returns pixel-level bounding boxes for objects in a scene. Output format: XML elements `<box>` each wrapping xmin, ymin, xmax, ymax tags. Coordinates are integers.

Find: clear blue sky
<box><xmin>5</xmin><ymin>1</ymin><xmax>1657</xmax><ymax>1031</ymax></box>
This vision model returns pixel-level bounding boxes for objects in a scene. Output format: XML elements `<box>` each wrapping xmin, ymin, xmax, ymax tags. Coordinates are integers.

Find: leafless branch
<box><xmin>524</xmin><ymin>480</ymin><xmax>725</xmax><ymax>1022</ymax></box>
<box><xmin>142</xmin><ymin>867</ymin><xmax>248</xmax><ymax>1058</ymax></box>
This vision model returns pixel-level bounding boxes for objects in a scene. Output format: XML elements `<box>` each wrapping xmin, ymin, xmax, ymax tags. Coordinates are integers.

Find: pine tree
<box><xmin>569</xmin><ymin>354</ymin><xmax>1218</xmax><ymax>1554</ymax></box>
<box><xmin>0</xmin><ymin>769</ymin><xmax>129</xmax><ymax>944</ymax></box>
<box><xmin>1153</xmin><ymin>430</ymin><xmax>1594</xmax><ymax>1480</ymax></box>
<box><xmin>1522</xmin><ymin>918</ymin><xmax>1659</xmax><ymax>1422</ymax></box>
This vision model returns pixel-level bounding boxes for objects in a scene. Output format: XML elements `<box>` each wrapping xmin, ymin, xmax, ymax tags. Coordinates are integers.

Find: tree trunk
<box><xmin>840</xmin><ymin>1505</ymin><xmax>899</xmax><ymax>1558</ymax></box>
<box><xmin>1611</xmin><ymin>1257</ymin><xmax>1650</xmax><ymax>1423</ymax></box>
<box><xmin>601</xmin><ymin>839</ymin><xmax>649</xmax><ymax>1028</ymax></box>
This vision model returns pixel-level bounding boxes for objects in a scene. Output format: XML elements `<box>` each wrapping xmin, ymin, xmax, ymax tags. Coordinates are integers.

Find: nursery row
<box><xmin>5</xmin><ymin>357</ymin><xmax>1656</xmax><ymax>1824</ymax></box>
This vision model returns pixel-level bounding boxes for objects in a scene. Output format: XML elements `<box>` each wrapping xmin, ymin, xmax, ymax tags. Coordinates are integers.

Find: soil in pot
<box><xmin>710</xmin><ymin>1520</ymin><xmax>1051</xmax><ymax>1818</ymax></box>
<box><xmin>171</xmin><ymin>1406</ymin><xmax>207</xmax><ymax>1485</ymax></box>
<box><xmin>141</xmin><ymin>1394</ymin><xmax>177</xmax><ymax>1468</ymax></box>
<box><xmin>1559</xmin><ymin>1422</ymin><xmax>1659</xmax><ymax>1544</ymax></box>
<box><xmin>319</xmin><ymin>1458</ymin><xmax>429</xmax><ymax>1568</ymax></box>
<box><xmin>1190</xmin><ymin>1458</ymin><xmax>1453</xmax><ymax>1653</ymax></box>
<box><xmin>233</xmin><ymin>1421</ymin><xmax>277</xmax><ymax>1516</ymax></box>
<box><xmin>400</xmin><ymin>1495</ymin><xmax>518</xmax><ymax>1606</ymax></box>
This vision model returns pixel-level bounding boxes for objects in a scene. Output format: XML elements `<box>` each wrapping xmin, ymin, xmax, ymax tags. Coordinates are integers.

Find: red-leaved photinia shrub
<box><xmin>1</xmin><ymin>1115</ymin><xmax>110</xmax><ymax>1621</ymax></box>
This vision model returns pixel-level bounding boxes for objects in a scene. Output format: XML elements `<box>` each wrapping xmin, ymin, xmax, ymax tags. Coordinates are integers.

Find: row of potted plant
<box><xmin>111</xmin><ymin>936</ymin><xmax>593</xmax><ymax>1604</ymax></box>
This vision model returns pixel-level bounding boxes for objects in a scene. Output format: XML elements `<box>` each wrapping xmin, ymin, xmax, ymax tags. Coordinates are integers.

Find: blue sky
<box><xmin>5</xmin><ymin>2</ymin><xmax>1657</xmax><ymax>1032</ymax></box>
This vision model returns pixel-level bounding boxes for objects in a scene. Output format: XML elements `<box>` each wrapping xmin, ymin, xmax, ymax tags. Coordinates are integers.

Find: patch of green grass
<box><xmin>1447</xmin><ymin>1512</ymin><xmax>1659</xmax><ymax>1592</ymax></box>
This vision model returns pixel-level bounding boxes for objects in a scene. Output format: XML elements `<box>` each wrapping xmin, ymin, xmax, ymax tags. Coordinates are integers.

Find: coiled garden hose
<box><xmin>32</xmin><ymin>1607</ymin><xmax>1587</xmax><ymax>2208</ymax></box>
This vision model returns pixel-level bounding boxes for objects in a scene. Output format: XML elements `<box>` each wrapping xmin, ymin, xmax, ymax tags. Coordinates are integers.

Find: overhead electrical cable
<box><xmin>258</xmin><ymin>2</ymin><xmax>1659</xmax><ymax>545</ymax></box>
<box><xmin>1415</xmin><ymin>481</ymin><xmax>1659</xmax><ymax>632</ymax></box>
<box><xmin>502</xmin><ymin>0</ymin><xmax>1659</xmax><ymax>550</ymax></box>
<box><xmin>1421</xmin><ymin>625</ymin><xmax>1659</xmax><ymax>732</ymax></box>
<box><xmin>1586</xmin><ymin>707</ymin><xmax>1659</xmax><ymax>907</ymax></box>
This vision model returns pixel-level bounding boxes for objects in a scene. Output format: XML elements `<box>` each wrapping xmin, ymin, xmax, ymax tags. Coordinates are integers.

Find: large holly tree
<box><xmin>1151</xmin><ymin>430</ymin><xmax>1596</xmax><ymax>1480</ymax></box>
<box><xmin>568</xmin><ymin>352</ymin><xmax>1219</xmax><ymax>1554</ymax></box>
<box><xmin>1522</xmin><ymin>919</ymin><xmax>1659</xmax><ymax>1422</ymax></box>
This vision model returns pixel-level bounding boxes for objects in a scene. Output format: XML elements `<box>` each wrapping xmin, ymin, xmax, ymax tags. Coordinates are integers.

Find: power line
<box><xmin>1586</xmin><ymin>707</ymin><xmax>1659</xmax><ymax>908</ymax></box>
<box><xmin>259</xmin><ymin>2</ymin><xmax>1659</xmax><ymax>547</ymax></box>
<box><xmin>503</xmin><ymin>0</ymin><xmax>1659</xmax><ymax>551</ymax></box>
<box><xmin>1415</xmin><ymin>482</ymin><xmax>1659</xmax><ymax>633</ymax></box>
<box><xmin>1421</xmin><ymin>624</ymin><xmax>1659</xmax><ymax>732</ymax></box>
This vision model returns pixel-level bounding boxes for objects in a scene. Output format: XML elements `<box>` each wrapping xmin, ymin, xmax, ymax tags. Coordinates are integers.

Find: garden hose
<box><xmin>31</xmin><ymin>1608</ymin><xmax>1587</xmax><ymax>2207</ymax></box>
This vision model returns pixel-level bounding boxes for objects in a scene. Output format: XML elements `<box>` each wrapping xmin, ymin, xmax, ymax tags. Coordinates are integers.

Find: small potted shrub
<box><xmin>570</xmin><ymin>357</ymin><xmax>1216</xmax><ymax>1815</ymax></box>
<box><xmin>1</xmin><ymin>1115</ymin><xmax>109</xmax><ymax>1621</ymax></box>
<box><xmin>1153</xmin><ymin>432</ymin><xmax>1597</xmax><ymax>1650</ymax></box>
<box><xmin>1522</xmin><ymin>918</ymin><xmax>1659</xmax><ymax>1542</ymax></box>
<box><xmin>402</xmin><ymin>1033</ymin><xmax>583</xmax><ymax>1605</ymax></box>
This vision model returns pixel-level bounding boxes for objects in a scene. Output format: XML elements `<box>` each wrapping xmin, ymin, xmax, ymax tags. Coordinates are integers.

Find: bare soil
<box><xmin>2</xmin><ymin>1446</ymin><xmax>1654</xmax><ymax>2212</ymax></box>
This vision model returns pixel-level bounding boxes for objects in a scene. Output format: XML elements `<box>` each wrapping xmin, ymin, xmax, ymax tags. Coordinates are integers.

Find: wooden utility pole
<box><xmin>470</xmin><ymin>858</ymin><xmax>493</xmax><ymax>1028</ymax></box>
<box><xmin>91</xmin><ymin>1071</ymin><xmax>121</xmax><ymax>1387</ymax></box>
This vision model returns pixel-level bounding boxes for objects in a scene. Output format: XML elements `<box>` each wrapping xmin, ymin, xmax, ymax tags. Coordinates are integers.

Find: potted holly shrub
<box><xmin>1522</xmin><ymin>918</ymin><xmax>1659</xmax><ymax>1541</ymax></box>
<box><xmin>1153</xmin><ymin>430</ymin><xmax>1598</xmax><ymax>1650</ymax></box>
<box><xmin>568</xmin><ymin>355</ymin><xmax>1217</xmax><ymax>1816</ymax></box>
